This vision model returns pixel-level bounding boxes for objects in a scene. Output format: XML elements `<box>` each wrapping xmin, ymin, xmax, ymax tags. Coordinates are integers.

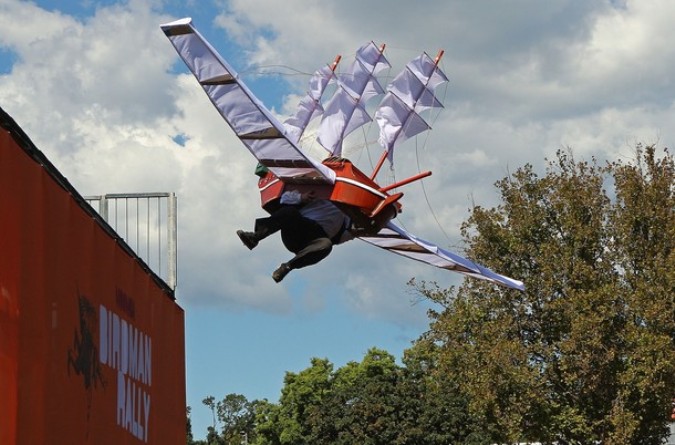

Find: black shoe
<box><xmin>272</xmin><ymin>263</ymin><xmax>291</xmax><ymax>283</ymax></box>
<box><xmin>237</xmin><ymin>230</ymin><xmax>258</xmax><ymax>250</ymax></box>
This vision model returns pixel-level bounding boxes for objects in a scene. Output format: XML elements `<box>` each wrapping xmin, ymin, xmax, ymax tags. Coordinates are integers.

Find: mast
<box><xmin>370</xmin><ymin>49</ymin><xmax>447</xmax><ymax>181</ymax></box>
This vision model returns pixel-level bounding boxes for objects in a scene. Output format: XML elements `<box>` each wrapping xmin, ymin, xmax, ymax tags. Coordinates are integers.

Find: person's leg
<box><xmin>254</xmin><ymin>205</ymin><xmax>302</xmax><ymax>235</ymax></box>
<box><xmin>273</xmin><ymin>221</ymin><xmax>332</xmax><ymax>282</ymax></box>
<box><xmin>287</xmin><ymin>238</ymin><xmax>333</xmax><ymax>269</ymax></box>
<box><xmin>237</xmin><ymin>206</ymin><xmax>303</xmax><ymax>250</ymax></box>
<box><xmin>272</xmin><ymin>238</ymin><xmax>333</xmax><ymax>282</ymax></box>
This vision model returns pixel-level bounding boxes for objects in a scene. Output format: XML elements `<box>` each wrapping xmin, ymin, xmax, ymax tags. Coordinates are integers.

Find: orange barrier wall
<box><xmin>0</xmin><ymin>115</ymin><xmax>185</xmax><ymax>445</ymax></box>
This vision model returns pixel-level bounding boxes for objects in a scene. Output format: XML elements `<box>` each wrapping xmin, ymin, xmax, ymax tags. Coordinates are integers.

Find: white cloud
<box><xmin>3</xmin><ymin>0</ymin><xmax>675</xmax><ymax>325</ymax></box>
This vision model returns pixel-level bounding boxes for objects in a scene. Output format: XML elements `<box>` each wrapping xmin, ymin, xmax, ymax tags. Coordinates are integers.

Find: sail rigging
<box><xmin>299</xmin><ymin>46</ymin><xmax>449</xmax><ymax>171</ymax></box>
<box><xmin>316</xmin><ymin>41</ymin><xmax>390</xmax><ymax>157</ymax></box>
<box><xmin>283</xmin><ymin>56</ymin><xmax>340</xmax><ymax>144</ymax></box>
<box><xmin>375</xmin><ymin>51</ymin><xmax>448</xmax><ymax>164</ymax></box>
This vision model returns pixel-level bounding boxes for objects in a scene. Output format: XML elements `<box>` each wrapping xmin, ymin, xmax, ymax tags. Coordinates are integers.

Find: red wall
<box><xmin>0</xmin><ymin>116</ymin><xmax>185</xmax><ymax>444</ymax></box>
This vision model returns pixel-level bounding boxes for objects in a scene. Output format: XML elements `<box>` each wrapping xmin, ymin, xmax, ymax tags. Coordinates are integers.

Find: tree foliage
<box><xmin>252</xmin><ymin>347</ymin><xmax>485</xmax><ymax>445</ymax></box>
<box><xmin>195</xmin><ymin>394</ymin><xmax>263</xmax><ymax>444</ymax></box>
<box><xmin>414</xmin><ymin>145</ymin><xmax>675</xmax><ymax>444</ymax></box>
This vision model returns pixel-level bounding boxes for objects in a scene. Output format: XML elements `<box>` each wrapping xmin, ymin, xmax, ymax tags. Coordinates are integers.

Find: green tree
<box><xmin>202</xmin><ymin>396</ymin><xmax>225</xmax><ymax>445</ymax></box>
<box><xmin>196</xmin><ymin>394</ymin><xmax>263</xmax><ymax>444</ymax></box>
<box><xmin>253</xmin><ymin>347</ymin><xmax>487</xmax><ymax>445</ymax></box>
<box><xmin>186</xmin><ymin>405</ymin><xmax>209</xmax><ymax>445</ymax></box>
<box><xmin>606</xmin><ymin>145</ymin><xmax>675</xmax><ymax>441</ymax></box>
<box><xmin>397</xmin><ymin>340</ymin><xmax>491</xmax><ymax>444</ymax></box>
<box><xmin>216</xmin><ymin>394</ymin><xmax>259</xmax><ymax>444</ymax></box>
<box><xmin>187</xmin><ymin>406</ymin><xmax>199</xmax><ymax>445</ymax></box>
<box><xmin>412</xmin><ymin>146</ymin><xmax>675</xmax><ymax>444</ymax></box>
<box><xmin>255</xmin><ymin>357</ymin><xmax>333</xmax><ymax>445</ymax></box>
<box><xmin>316</xmin><ymin>348</ymin><xmax>401</xmax><ymax>445</ymax></box>
<box><xmin>251</xmin><ymin>399</ymin><xmax>281</xmax><ymax>445</ymax></box>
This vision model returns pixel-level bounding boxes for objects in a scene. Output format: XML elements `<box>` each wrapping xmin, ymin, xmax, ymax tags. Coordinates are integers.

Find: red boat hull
<box><xmin>258</xmin><ymin>158</ymin><xmax>402</xmax><ymax>231</ymax></box>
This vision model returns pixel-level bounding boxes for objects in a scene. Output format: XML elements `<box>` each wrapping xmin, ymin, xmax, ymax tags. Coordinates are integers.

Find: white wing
<box><xmin>161</xmin><ymin>18</ymin><xmax>335</xmax><ymax>184</ymax></box>
<box><xmin>359</xmin><ymin>222</ymin><xmax>525</xmax><ymax>291</ymax></box>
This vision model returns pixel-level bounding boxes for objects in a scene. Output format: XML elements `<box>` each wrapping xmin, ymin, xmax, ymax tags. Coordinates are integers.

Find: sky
<box><xmin>2</xmin><ymin>0</ymin><xmax>675</xmax><ymax>439</ymax></box>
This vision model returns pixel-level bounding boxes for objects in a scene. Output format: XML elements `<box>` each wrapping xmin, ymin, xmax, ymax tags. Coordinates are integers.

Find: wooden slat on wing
<box><xmin>200</xmin><ymin>74</ymin><xmax>236</xmax><ymax>85</ymax></box>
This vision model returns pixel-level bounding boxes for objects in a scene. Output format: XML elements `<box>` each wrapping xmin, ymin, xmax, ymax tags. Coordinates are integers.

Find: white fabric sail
<box><xmin>161</xmin><ymin>18</ymin><xmax>335</xmax><ymax>183</ymax></box>
<box><xmin>317</xmin><ymin>41</ymin><xmax>390</xmax><ymax>156</ymax></box>
<box><xmin>317</xmin><ymin>86</ymin><xmax>373</xmax><ymax>154</ymax></box>
<box><xmin>359</xmin><ymin>222</ymin><xmax>525</xmax><ymax>291</ymax></box>
<box><xmin>375</xmin><ymin>94</ymin><xmax>430</xmax><ymax>157</ymax></box>
<box><xmin>339</xmin><ymin>58</ymin><xmax>386</xmax><ymax>102</ymax></box>
<box><xmin>283</xmin><ymin>62</ymin><xmax>338</xmax><ymax>144</ymax></box>
<box><xmin>375</xmin><ymin>52</ymin><xmax>449</xmax><ymax>162</ymax></box>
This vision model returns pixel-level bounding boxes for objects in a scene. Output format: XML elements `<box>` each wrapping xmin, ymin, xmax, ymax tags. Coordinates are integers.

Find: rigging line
<box><xmin>415</xmin><ymin>136</ymin><xmax>452</xmax><ymax>245</ymax></box>
<box><xmin>357</xmin><ymin>115</ymin><xmax>381</xmax><ymax>167</ymax></box>
<box><xmin>240</xmin><ymin>64</ymin><xmax>314</xmax><ymax>77</ymax></box>
<box><xmin>414</xmin><ymin>76</ymin><xmax>454</xmax><ymax>246</ymax></box>
<box><xmin>343</xmin><ymin>125</ymin><xmax>372</xmax><ymax>166</ymax></box>
<box><xmin>383</xmin><ymin>53</ymin><xmax>452</xmax><ymax>227</ymax></box>
<box><xmin>364</xmin><ymin>140</ymin><xmax>375</xmax><ymax>173</ymax></box>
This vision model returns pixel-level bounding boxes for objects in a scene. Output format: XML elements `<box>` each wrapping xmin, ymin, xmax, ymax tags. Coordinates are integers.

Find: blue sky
<box><xmin>3</xmin><ymin>0</ymin><xmax>675</xmax><ymax>439</ymax></box>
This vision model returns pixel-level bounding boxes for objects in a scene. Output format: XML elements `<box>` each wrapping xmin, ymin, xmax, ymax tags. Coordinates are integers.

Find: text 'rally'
<box><xmin>99</xmin><ymin>304</ymin><xmax>152</xmax><ymax>442</ymax></box>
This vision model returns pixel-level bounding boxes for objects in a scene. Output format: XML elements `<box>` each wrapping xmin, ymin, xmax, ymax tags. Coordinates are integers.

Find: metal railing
<box><xmin>85</xmin><ymin>192</ymin><xmax>177</xmax><ymax>290</ymax></box>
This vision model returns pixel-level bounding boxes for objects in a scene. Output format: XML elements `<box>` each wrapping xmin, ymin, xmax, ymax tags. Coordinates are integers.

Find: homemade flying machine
<box><xmin>161</xmin><ymin>18</ymin><xmax>524</xmax><ymax>291</ymax></box>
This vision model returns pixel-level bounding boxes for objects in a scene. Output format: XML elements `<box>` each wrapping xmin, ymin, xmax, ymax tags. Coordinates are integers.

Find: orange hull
<box><xmin>258</xmin><ymin>158</ymin><xmax>402</xmax><ymax>230</ymax></box>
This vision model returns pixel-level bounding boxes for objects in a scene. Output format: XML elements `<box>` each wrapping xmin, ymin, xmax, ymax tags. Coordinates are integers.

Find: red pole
<box><xmin>331</xmin><ymin>54</ymin><xmax>342</xmax><ymax>71</ymax></box>
<box><xmin>379</xmin><ymin>170</ymin><xmax>432</xmax><ymax>193</ymax></box>
<box><xmin>370</xmin><ymin>151</ymin><xmax>388</xmax><ymax>180</ymax></box>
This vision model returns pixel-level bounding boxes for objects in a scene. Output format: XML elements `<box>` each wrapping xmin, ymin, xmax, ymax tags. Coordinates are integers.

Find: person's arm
<box><xmin>280</xmin><ymin>190</ymin><xmax>316</xmax><ymax>205</ymax></box>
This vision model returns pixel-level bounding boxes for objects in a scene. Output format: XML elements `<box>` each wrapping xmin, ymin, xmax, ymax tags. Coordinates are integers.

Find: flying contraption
<box><xmin>161</xmin><ymin>17</ymin><xmax>525</xmax><ymax>291</ymax></box>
